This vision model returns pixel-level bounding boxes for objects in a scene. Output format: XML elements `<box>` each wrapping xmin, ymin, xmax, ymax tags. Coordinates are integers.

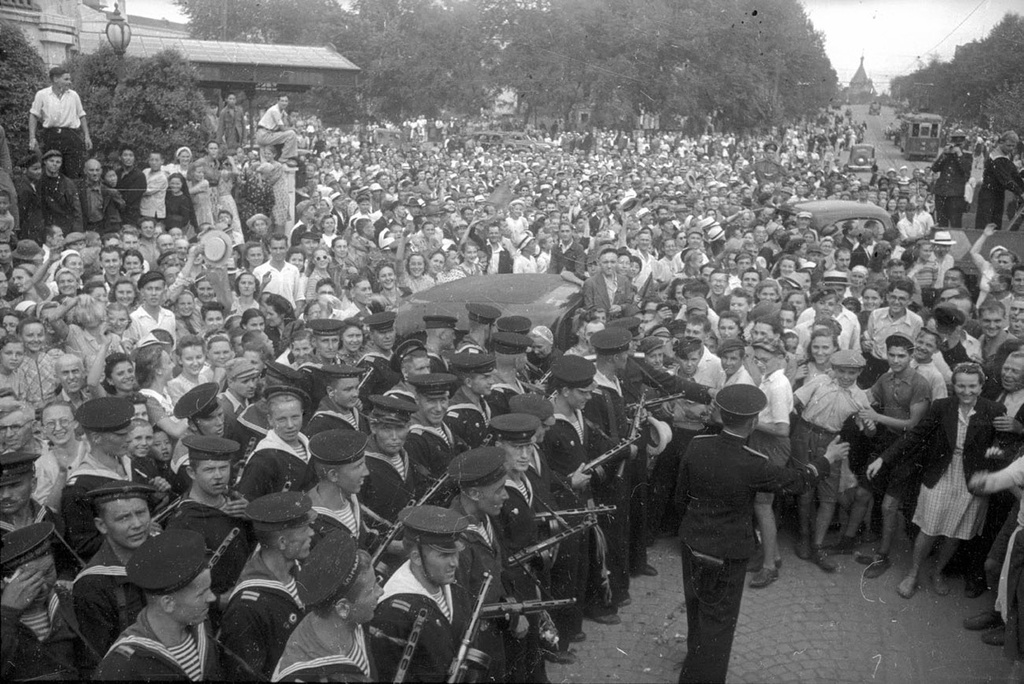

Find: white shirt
<box><xmin>126</xmin><ymin>306</ymin><xmax>177</xmax><ymax>344</ymax></box>
<box><xmin>758</xmin><ymin>368</ymin><xmax>793</xmax><ymax>426</ymax></box>
<box><xmin>694</xmin><ymin>346</ymin><xmax>725</xmax><ymax>389</ymax></box>
<box><xmin>253</xmin><ymin>260</ymin><xmax>303</xmax><ymax>306</ymax></box>
<box><xmin>30</xmin><ymin>86</ymin><xmax>86</xmax><ymax>128</ymax></box>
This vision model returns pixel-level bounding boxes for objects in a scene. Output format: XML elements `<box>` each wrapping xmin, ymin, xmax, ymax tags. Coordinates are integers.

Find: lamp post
<box><xmin>105</xmin><ymin>3</ymin><xmax>133</xmax><ymax>56</ymax></box>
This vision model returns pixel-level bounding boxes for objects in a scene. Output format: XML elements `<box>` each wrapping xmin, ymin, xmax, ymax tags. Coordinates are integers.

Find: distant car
<box><xmin>844</xmin><ymin>144</ymin><xmax>876</xmax><ymax>173</ymax></box>
<box><xmin>468</xmin><ymin>131</ymin><xmax>550</xmax><ymax>153</ymax></box>
<box><xmin>779</xmin><ymin>199</ymin><xmax>894</xmax><ymax>236</ymax></box>
<box><xmin>868</xmin><ymin>102</ymin><xmax>882</xmax><ymax>115</ymax></box>
<box><xmin>394</xmin><ymin>274</ymin><xmax>582</xmax><ymax>349</ymax></box>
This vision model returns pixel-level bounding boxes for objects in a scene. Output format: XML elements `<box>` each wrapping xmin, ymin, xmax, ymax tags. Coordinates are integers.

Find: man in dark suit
<box><xmin>548</xmin><ymin>221</ymin><xmax>587</xmax><ymax>286</ymax></box>
<box><xmin>582</xmin><ymin>246</ymin><xmax>636</xmax><ymax>318</ymax></box>
<box><xmin>675</xmin><ymin>385</ymin><xmax>846</xmax><ymax>683</ymax></box>
<box><xmin>78</xmin><ymin>158</ymin><xmax>122</xmax><ymax>234</ymax></box>
<box><xmin>40</xmin><ymin>149</ymin><xmax>82</xmax><ymax>233</ymax></box>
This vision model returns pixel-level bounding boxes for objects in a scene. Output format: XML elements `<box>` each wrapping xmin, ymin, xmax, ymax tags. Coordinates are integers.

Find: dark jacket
<box><xmin>115</xmin><ymin>167</ymin><xmax>146</xmax><ymax>226</ymax></box>
<box><xmin>481</xmin><ymin>243</ymin><xmax>513</xmax><ymax>274</ymax></box>
<box><xmin>930</xmin><ymin>150</ymin><xmax>973</xmax><ymax>197</ymax></box>
<box><xmin>41</xmin><ymin>172</ymin><xmax>82</xmax><ymax>233</ymax></box>
<box><xmin>676</xmin><ymin>431</ymin><xmax>829</xmax><ymax>559</ymax></box>
<box><xmin>77</xmin><ymin>179</ymin><xmax>123</xmax><ymax>233</ymax></box>
<box><xmin>880</xmin><ymin>396</ymin><xmax>1005</xmax><ymax>488</ymax></box>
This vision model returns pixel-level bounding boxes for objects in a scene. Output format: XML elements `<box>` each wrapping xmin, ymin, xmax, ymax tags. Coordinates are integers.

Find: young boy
<box><xmin>792</xmin><ymin>349</ymin><xmax>874</xmax><ymax>572</ymax></box>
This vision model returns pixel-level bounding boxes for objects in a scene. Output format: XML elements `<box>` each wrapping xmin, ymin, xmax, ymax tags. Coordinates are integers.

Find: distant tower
<box><xmin>848</xmin><ymin>56</ymin><xmax>876</xmax><ymax>104</ymax></box>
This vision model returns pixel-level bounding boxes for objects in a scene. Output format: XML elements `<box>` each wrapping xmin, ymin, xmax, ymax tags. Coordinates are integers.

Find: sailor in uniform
<box><xmin>218</xmin><ymin>491</ymin><xmax>316</xmax><ymax>679</ymax></box>
<box><xmin>272</xmin><ymin>530</ymin><xmax>381</xmax><ymax>682</ymax></box>
<box><xmin>362</xmin><ymin>394</ymin><xmax>421</xmax><ymax>523</ymax></box>
<box><xmin>405</xmin><ymin>373</ymin><xmax>466</xmax><ymax>494</ymax></box>
<box><xmin>369</xmin><ymin>505</ymin><xmax>472</xmax><ymax>682</ymax></box>
<box><xmin>447</xmin><ymin>351</ymin><xmax>497</xmax><ymax>448</ymax></box>
<box><xmin>306</xmin><ymin>429</ymin><xmax>371</xmax><ymax>548</ymax></box>
<box><xmin>488</xmin><ymin>332</ymin><xmax>532</xmax><ymax>417</ymax></box>
<box><xmin>304</xmin><ymin>364</ymin><xmax>371</xmax><ymax>437</ymax></box>
<box><xmin>71</xmin><ymin>481</ymin><xmax>155</xmax><ymax>674</ymax></box>
<box><xmin>236</xmin><ymin>386</ymin><xmax>316</xmax><ymax>500</ymax></box>
<box><xmin>424</xmin><ymin>314</ymin><xmax>458</xmax><ymax>373</ymax></box>
<box><xmin>94</xmin><ymin>529</ymin><xmax>226</xmax><ymax>680</ymax></box>
<box><xmin>386</xmin><ymin>338</ymin><xmax>432</xmax><ymax>403</ymax></box>
<box><xmin>458</xmin><ymin>303</ymin><xmax>502</xmax><ymax>354</ymax></box>
<box><xmin>167</xmin><ymin>382</ymin><xmax>235</xmax><ymax>493</ymax></box>
<box><xmin>358</xmin><ymin>311</ymin><xmax>402</xmax><ymax>403</ymax></box>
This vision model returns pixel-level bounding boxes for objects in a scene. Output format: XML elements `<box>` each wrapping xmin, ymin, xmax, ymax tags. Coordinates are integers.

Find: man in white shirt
<box><xmin>864</xmin><ymin>280</ymin><xmax>923</xmax><ymax>359</ymax></box>
<box><xmin>28</xmin><ymin>66</ymin><xmax>91</xmax><ymax>179</ymax></box>
<box><xmin>126</xmin><ymin>271</ymin><xmax>176</xmax><ymax>345</ymax></box>
<box><xmin>255</xmin><ymin>94</ymin><xmax>298</xmax><ymax>165</ymax></box>
<box><xmin>253</xmin><ymin>234</ymin><xmax>303</xmax><ymax>308</ymax></box>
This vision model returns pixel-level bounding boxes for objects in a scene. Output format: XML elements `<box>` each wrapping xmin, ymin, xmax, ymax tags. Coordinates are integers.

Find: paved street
<box><xmin>547</xmin><ymin>530</ymin><xmax>1010</xmax><ymax>684</ymax></box>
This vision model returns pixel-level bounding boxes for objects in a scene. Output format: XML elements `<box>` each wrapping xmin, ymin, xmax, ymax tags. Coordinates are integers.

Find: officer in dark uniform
<box><xmin>405</xmin><ymin>373</ymin><xmax>466</xmax><ymax>492</ymax></box>
<box><xmin>675</xmin><ymin>385</ymin><xmax>848</xmax><ymax>684</ymax></box>
<box><xmin>447</xmin><ymin>352</ymin><xmax>497</xmax><ymax>448</ymax></box>
<box><xmin>496</xmin><ymin>315</ymin><xmax>532</xmax><ymax>336</ymax></box>
<box><xmin>94</xmin><ymin>529</ymin><xmax>227</xmax><ymax>680</ymax></box>
<box><xmin>363</xmin><ymin>394</ymin><xmax>422</xmax><ymax>523</ymax></box>
<box><xmin>304</xmin><ymin>364</ymin><xmax>371</xmax><ymax>436</ymax></box>
<box><xmin>61</xmin><ymin>397</ymin><xmax>143</xmax><ymax>560</ymax></box>
<box><xmin>163</xmin><ymin>435</ymin><xmax>254</xmax><ymax>628</ymax></box>
<box><xmin>307</xmin><ymin>429</ymin><xmax>371</xmax><ymax>548</ymax></box>
<box><xmin>71</xmin><ymin>480</ymin><xmax>155</xmax><ymax>674</ymax></box>
<box><xmin>0</xmin><ymin>451</ymin><xmax>78</xmax><ymax>578</ymax></box>
<box><xmin>236</xmin><ymin>385</ymin><xmax>316</xmax><ymax>500</ymax></box>
<box><xmin>359</xmin><ymin>311</ymin><xmax>402</xmax><ymax>402</ymax></box>
<box><xmin>424</xmin><ymin>314</ymin><xmax>458</xmax><ymax>373</ymax></box>
<box><xmin>386</xmin><ymin>339</ymin><xmax>431</xmax><ymax>403</ymax></box>
<box><xmin>449</xmin><ymin>446</ymin><xmax>521</xmax><ymax>682</ymax></box>
<box><xmin>488</xmin><ymin>332</ymin><xmax>531</xmax><ymax>417</ymax></box>
<box><xmin>168</xmin><ymin>382</ymin><xmax>236</xmax><ymax>493</ymax></box>
<box><xmin>219</xmin><ymin>491</ymin><xmax>315</xmax><ymax>679</ymax></box>
<box><xmin>273</xmin><ymin>530</ymin><xmax>381</xmax><ymax>682</ymax></box>
<box><xmin>1</xmin><ymin>522</ymin><xmax>86</xmax><ymax>681</ymax></box>
<box><xmin>369</xmin><ymin>505</ymin><xmax>472</xmax><ymax>682</ymax></box>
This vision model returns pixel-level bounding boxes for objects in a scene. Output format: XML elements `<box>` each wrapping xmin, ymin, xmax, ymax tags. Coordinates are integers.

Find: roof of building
<box><xmin>850</xmin><ymin>56</ymin><xmax>871</xmax><ymax>86</ymax></box>
<box><xmin>124</xmin><ymin>36</ymin><xmax>360</xmax><ymax>72</ymax></box>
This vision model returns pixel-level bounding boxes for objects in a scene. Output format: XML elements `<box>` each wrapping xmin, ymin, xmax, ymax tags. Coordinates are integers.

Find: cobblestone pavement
<box><xmin>548</xmin><ymin>531</ymin><xmax>1010</xmax><ymax>684</ymax></box>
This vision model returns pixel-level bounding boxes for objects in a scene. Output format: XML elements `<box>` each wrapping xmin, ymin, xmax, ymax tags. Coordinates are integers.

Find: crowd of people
<box><xmin>1</xmin><ymin>63</ymin><xmax>1024</xmax><ymax>683</ymax></box>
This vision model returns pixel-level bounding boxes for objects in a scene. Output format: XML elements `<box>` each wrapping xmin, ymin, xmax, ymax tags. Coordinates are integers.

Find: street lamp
<box><xmin>105</xmin><ymin>3</ymin><xmax>133</xmax><ymax>56</ymax></box>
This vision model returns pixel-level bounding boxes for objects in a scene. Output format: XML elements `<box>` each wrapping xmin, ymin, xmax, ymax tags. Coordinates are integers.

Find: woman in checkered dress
<box><xmin>869</xmin><ymin>362</ymin><xmax>1006</xmax><ymax>599</ymax></box>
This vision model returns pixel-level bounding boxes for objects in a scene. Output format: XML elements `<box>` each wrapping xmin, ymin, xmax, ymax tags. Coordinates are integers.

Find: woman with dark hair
<box><xmin>260</xmin><ymin>292</ymin><xmax>296</xmax><ymax>354</ymax></box>
<box><xmin>109</xmin><ymin>277</ymin><xmax>137</xmax><ymax>310</ymax></box>
<box><xmin>303</xmin><ymin>246</ymin><xmax>333</xmax><ymax>302</ymax></box>
<box><xmin>231</xmin><ymin>271</ymin><xmax>260</xmax><ymax>316</ymax></box>
<box><xmin>95</xmin><ymin>351</ymin><xmax>135</xmax><ymax>398</ymax></box>
<box><xmin>163</xmin><ymin>172</ymin><xmax>198</xmax><ymax>232</ymax></box>
<box><xmin>338</xmin><ymin>318</ymin><xmax>364</xmax><ymax>367</ymax></box>
<box><xmin>122</xmin><ymin>249</ymin><xmax>146</xmax><ymax>280</ymax></box>
<box><xmin>173</xmin><ymin>289</ymin><xmax>202</xmax><ymax>338</ymax></box>
<box><xmin>867</xmin><ymin>362</ymin><xmax>1006</xmax><ymax>599</ymax></box>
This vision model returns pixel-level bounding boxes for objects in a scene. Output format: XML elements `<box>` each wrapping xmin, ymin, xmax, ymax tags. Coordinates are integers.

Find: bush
<box><xmin>67</xmin><ymin>47</ymin><xmax>207</xmax><ymax>159</ymax></box>
<box><xmin>0</xmin><ymin>21</ymin><xmax>48</xmax><ymax>155</ymax></box>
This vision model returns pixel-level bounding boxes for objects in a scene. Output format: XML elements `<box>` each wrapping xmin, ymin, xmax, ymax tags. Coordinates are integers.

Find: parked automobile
<box><xmin>844</xmin><ymin>144</ymin><xmax>876</xmax><ymax>173</ymax></box>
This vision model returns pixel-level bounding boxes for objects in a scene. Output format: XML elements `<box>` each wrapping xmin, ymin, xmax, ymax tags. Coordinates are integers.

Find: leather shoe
<box><xmin>808</xmin><ymin>545</ymin><xmax>837</xmax><ymax>573</ymax></box>
<box><xmin>862</xmin><ymin>554</ymin><xmax>892</xmax><ymax>579</ymax></box>
<box><xmin>747</xmin><ymin>550</ymin><xmax>765</xmax><ymax>573</ymax></box>
<box><xmin>795</xmin><ymin>538</ymin><xmax>812</xmax><ymax>560</ymax></box>
<box><xmin>964</xmin><ymin>610</ymin><xmax>1003</xmax><ymax>631</ymax></box>
<box><xmin>638</xmin><ymin>564</ymin><xmax>658</xmax><ymax>577</ymax></box>
<box><xmin>749</xmin><ymin>567</ymin><xmax>779</xmax><ymax>589</ymax></box>
<box><xmin>544</xmin><ymin>650</ymin><xmax>577</xmax><ymax>665</ymax></box>
<box><xmin>570</xmin><ymin>632</ymin><xmax>587</xmax><ymax>643</ymax></box>
<box><xmin>982</xmin><ymin>626</ymin><xmax>1006</xmax><ymax>647</ymax></box>
<box><xmin>584</xmin><ymin>612</ymin><xmax>621</xmax><ymax>625</ymax></box>
<box><xmin>616</xmin><ymin>598</ymin><xmax>632</xmax><ymax>607</ymax></box>
<box><xmin>964</xmin><ymin>577</ymin><xmax>987</xmax><ymax>599</ymax></box>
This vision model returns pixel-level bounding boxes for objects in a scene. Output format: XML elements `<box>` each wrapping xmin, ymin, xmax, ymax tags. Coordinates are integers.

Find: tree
<box><xmin>67</xmin><ymin>47</ymin><xmax>208</xmax><ymax>159</ymax></box>
<box><xmin>173</xmin><ymin>0</ymin><xmax>343</xmax><ymax>44</ymax></box>
<box><xmin>0</xmin><ymin>21</ymin><xmax>48</xmax><ymax>155</ymax></box>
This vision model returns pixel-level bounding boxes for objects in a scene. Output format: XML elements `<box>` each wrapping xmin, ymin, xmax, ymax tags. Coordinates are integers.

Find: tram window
<box><xmin>912</xmin><ymin>124</ymin><xmax>920</xmax><ymax>136</ymax></box>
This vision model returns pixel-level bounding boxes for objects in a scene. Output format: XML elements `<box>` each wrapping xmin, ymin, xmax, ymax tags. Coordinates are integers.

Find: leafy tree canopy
<box><xmin>0</xmin><ymin>21</ymin><xmax>48</xmax><ymax>154</ymax></box>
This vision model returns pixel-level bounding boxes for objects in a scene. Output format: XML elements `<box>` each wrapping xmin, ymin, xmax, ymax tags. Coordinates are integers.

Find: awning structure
<box><xmin>124</xmin><ymin>36</ymin><xmax>360</xmax><ymax>91</ymax></box>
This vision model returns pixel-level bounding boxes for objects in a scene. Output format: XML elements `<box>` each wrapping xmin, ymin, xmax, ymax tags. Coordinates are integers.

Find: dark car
<box><xmin>779</xmin><ymin>199</ymin><xmax>894</xmax><ymax>236</ymax></box>
<box><xmin>868</xmin><ymin>102</ymin><xmax>882</xmax><ymax>115</ymax></box>
<box><xmin>844</xmin><ymin>144</ymin><xmax>876</xmax><ymax>173</ymax></box>
<box><xmin>395</xmin><ymin>274</ymin><xmax>583</xmax><ymax>350</ymax></box>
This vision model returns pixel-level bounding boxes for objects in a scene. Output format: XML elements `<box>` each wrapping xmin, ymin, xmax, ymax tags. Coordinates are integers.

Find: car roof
<box><xmin>395</xmin><ymin>274</ymin><xmax>582</xmax><ymax>338</ymax></box>
<box><xmin>784</xmin><ymin>200</ymin><xmax>893</xmax><ymax>231</ymax></box>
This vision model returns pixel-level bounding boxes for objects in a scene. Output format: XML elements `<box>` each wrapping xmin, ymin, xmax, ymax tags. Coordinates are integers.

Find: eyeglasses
<box><xmin>43</xmin><ymin>418</ymin><xmax>73</xmax><ymax>430</ymax></box>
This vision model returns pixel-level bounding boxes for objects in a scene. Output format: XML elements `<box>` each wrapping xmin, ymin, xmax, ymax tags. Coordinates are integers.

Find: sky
<box><xmin>119</xmin><ymin>0</ymin><xmax>1019</xmax><ymax>94</ymax></box>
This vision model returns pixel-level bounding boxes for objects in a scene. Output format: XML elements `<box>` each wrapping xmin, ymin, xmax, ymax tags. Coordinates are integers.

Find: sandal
<box><xmin>897</xmin><ymin>575</ymin><xmax>918</xmax><ymax>599</ymax></box>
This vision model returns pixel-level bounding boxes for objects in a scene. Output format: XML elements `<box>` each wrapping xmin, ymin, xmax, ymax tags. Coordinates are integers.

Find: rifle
<box><xmin>627</xmin><ymin>391</ymin><xmax>691</xmax><ymax>411</ymax></box>
<box><xmin>394</xmin><ymin>607</ymin><xmax>429</xmax><ymax>684</ymax></box>
<box><xmin>480</xmin><ymin>598</ymin><xmax>575</xmax><ymax>619</ymax></box>
<box><xmin>628</xmin><ymin>388</ymin><xmax>647</xmax><ymax>441</ymax></box>
<box><xmin>447</xmin><ymin>572</ymin><xmax>495</xmax><ymax>683</ymax></box>
<box><xmin>507</xmin><ymin>518</ymin><xmax>597</xmax><ymax>567</ymax></box>
<box><xmin>411</xmin><ymin>473</ymin><xmax>451</xmax><ymax>508</ymax></box>
<box><xmin>369</xmin><ymin>519</ymin><xmax>403</xmax><ymax>573</ymax></box>
<box><xmin>579</xmin><ymin>435</ymin><xmax>642</xmax><ymax>475</ymax></box>
<box><xmin>533</xmin><ymin>505</ymin><xmax>616</xmax><ymax>522</ymax></box>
